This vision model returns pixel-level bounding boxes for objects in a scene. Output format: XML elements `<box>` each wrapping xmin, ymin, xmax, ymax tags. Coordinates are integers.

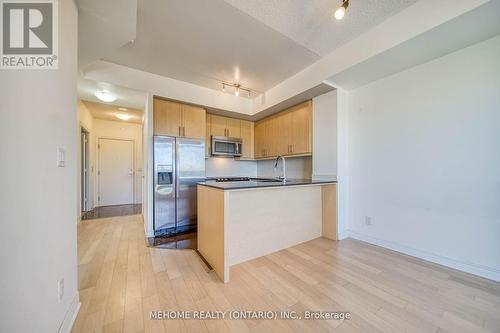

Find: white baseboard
<box><xmin>346</xmin><ymin>230</ymin><xmax>500</xmax><ymax>282</ymax></box>
<box><xmin>58</xmin><ymin>292</ymin><xmax>81</xmax><ymax>333</ymax></box>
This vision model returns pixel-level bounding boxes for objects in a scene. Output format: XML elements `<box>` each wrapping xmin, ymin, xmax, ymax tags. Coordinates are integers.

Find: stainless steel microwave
<box><xmin>211</xmin><ymin>136</ymin><xmax>242</xmax><ymax>157</ymax></box>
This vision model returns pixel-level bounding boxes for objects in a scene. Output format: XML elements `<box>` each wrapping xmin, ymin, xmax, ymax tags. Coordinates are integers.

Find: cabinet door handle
<box><xmin>179</xmin><ymin>126</ymin><xmax>181</xmax><ymax>136</ymax></box>
<box><xmin>183</xmin><ymin>127</ymin><xmax>185</xmax><ymax>137</ymax></box>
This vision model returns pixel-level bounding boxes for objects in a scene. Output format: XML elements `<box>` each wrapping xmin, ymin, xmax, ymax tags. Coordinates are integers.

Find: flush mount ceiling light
<box><xmin>115</xmin><ymin>113</ymin><xmax>132</xmax><ymax>121</ymax></box>
<box><xmin>334</xmin><ymin>0</ymin><xmax>349</xmax><ymax>20</ymax></box>
<box><xmin>94</xmin><ymin>91</ymin><xmax>117</xmax><ymax>103</ymax></box>
<box><xmin>221</xmin><ymin>81</ymin><xmax>253</xmax><ymax>97</ymax></box>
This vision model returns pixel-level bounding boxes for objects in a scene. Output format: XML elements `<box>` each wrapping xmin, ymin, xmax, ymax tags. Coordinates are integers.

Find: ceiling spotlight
<box><xmin>94</xmin><ymin>91</ymin><xmax>116</xmax><ymax>103</ymax></box>
<box><xmin>335</xmin><ymin>0</ymin><xmax>349</xmax><ymax>20</ymax></box>
<box><xmin>222</xmin><ymin>83</ymin><xmax>225</xmax><ymax>92</ymax></box>
<box><xmin>116</xmin><ymin>114</ymin><xmax>132</xmax><ymax>121</ymax></box>
<box><xmin>118</xmin><ymin>107</ymin><xmax>128</xmax><ymax>111</ymax></box>
<box><xmin>235</xmin><ymin>84</ymin><xmax>240</xmax><ymax>97</ymax></box>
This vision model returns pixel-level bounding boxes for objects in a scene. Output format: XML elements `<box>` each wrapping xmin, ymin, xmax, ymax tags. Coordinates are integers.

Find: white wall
<box><xmin>77</xmin><ymin>100</ymin><xmax>95</xmax><ymax>215</ymax></box>
<box><xmin>312</xmin><ymin>91</ymin><xmax>337</xmax><ymax>180</ymax></box>
<box><xmin>206</xmin><ymin>158</ymin><xmax>257</xmax><ymax>178</ymax></box>
<box><xmin>0</xmin><ymin>0</ymin><xmax>80</xmax><ymax>332</ymax></box>
<box><xmin>94</xmin><ymin>119</ymin><xmax>143</xmax><ymax>205</ymax></box>
<box><xmin>346</xmin><ymin>35</ymin><xmax>500</xmax><ymax>281</ymax></box>
<box><xmin>257</xmin><ymin>156</ymin><xmax>312</xmax><ymax>179</ymax></box>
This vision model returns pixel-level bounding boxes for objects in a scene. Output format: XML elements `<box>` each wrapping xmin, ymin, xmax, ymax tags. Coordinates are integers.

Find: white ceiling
<box><xmin>103</xmin><ymin>0</ymin><xmax>319</xmax><ymax>96</ymax></box>
<box><xmin>223</xmin><ymin>0</ymin><xmax>419</xmax><ymax>56</ymax></box>
<box><xmin>100</xmin><ymin>0</ymin><xmax>417</xmax><ymax>96</ymax></box>
<box><xmin>77</xmin><ymin>77</ymin><xmax>148</xmax><ymax>110</ymax></box>
<box><xmin>82</xmin><ymin>100</ymin><xmax>143</xmax><ymax>124</ymax></box>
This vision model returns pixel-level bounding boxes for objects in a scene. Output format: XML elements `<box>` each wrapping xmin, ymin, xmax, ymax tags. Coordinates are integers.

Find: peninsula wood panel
<box><xmin>197</xmin><ymin>185</ymin><xmax>228</xmax><ymax>282</ymax></box>
<box><xmin>321</xmin><ymin>184</ymin><xmax>337</xmax><ymax>240</ymax></box>
<box><xmin>153</xmin><ymin>98</ymin><xmax>182</xmax><ymax>136</ymax></box>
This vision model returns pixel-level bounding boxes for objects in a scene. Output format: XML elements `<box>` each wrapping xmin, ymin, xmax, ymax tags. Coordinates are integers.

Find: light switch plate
<box><xmin>57</xmin><ymin>147</ymin><xmax>65</xmax><ymax>167</ymax></box>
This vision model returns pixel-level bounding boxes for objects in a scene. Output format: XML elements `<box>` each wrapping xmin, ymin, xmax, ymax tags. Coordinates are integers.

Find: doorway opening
<box><xmin>97</xmin><ymin>138</ymin><xmax>135</xmax><ymax>207</ymax></box>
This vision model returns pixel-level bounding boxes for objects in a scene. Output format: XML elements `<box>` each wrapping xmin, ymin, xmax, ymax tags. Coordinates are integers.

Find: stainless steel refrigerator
<box><xmin>153</xmin><ymin>136</ymin><xmax>205</xmax><ymax>236</ymax></box>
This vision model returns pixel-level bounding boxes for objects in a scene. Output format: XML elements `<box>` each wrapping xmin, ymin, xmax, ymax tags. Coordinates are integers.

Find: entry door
<box><xmin>98</xmin><ymin>138</ymin><xmax>134</xmax><ymax>206</ymax></box>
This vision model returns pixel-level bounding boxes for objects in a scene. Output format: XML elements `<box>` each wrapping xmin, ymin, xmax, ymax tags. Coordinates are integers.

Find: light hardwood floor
<box><xmin>73</xmin><ymin>214</ymin><xmax>500</xmax><ymax>333</ymax></box>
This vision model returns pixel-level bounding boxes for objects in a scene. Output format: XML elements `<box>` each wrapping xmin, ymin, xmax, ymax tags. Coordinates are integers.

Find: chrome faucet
<box><xmin>274</xmin><ymin>155</ymin><xmax>287</xmax><ymax>182</ymax></box>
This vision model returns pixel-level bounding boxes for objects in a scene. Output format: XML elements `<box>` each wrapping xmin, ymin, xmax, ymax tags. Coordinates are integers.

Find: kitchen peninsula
<box><xmin>197</xmin><ymin>178</ymin><xmax>337</xmax><ymax>282</ymax></box>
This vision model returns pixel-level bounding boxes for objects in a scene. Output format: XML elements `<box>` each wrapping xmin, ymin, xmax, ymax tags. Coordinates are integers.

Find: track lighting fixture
<box><xmin>220</xmin><ymin>81</ymin><xmax>253</xmax><ymax>98</ymax></box>
<box><xmin>335</xmin><ymin>0</ymin><xmax>349</xmax><ymax>20</ymax></box>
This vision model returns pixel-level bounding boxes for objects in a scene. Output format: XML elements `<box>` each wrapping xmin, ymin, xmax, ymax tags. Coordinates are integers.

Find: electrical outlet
<box><xmin>58</xmin><ymin>278</ymin><xmax>64</xmax><ymax>302</ymax></box>
<box><xmin>364</xmin><ymin>216</ymin><xmax>372</xmax><ymax>226</ymax></box>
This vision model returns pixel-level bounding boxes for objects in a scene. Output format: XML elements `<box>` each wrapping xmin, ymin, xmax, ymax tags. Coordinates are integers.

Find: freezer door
<box><xmin>176</xmin><ymin>138</ymin><xmax>205</xmax><ymax>230</ymax></box>
<box><xmin>153</xmin><ymin>136</ymin><xmax>176</xmax><ymax>233</ymax></box>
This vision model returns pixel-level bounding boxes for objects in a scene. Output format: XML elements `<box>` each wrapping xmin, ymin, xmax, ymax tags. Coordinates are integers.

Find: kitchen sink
<box><xmin>250</xmin><ymin>178</ymin><xmax>284</xmax><ymax>183</ymax></box>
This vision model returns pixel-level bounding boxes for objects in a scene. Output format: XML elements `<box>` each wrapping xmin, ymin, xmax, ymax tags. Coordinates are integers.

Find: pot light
<box><xmin>335</xmin><ymin>0</ymin><xmax>349</xmax><ymax>20</ymax></box>
<box><xmin>235</xmin><ymin>85</ymin><xmax>240</xmax><ymax>97</ymax></box>
<box><xmin>116</xmin><ymin>114</ymin><xmax>132</xmax><ymax>121</ymax></box>
<box><xmin>94</xmin><ymin>91</ymin><xmax>116</xmax><ymax>103</ymax></box>
<box><xmin>118</xmin><ymin>107</ymin><xmax>128</xmax><ymax>111</ymax></box>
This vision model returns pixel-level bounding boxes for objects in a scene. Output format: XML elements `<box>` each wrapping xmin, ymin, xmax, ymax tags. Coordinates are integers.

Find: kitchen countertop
<box><xmin>197</xmin><ymin>177</ymin><xmax>337</xmax><ymax>190</ymax></box>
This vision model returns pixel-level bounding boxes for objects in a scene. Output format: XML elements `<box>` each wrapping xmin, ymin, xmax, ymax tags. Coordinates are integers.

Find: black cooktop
<box><xmin>214</xmin><ymin>177</ymin><xmax>251</xmax><ymax>182</ymax></box>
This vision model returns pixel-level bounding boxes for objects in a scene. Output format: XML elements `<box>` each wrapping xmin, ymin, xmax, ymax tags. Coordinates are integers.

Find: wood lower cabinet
<box><xmin>153</xmin><ymin>98</ymin><xmax>206</xmax><ymax>140</ymax></box>
<box><xmin>254</xmin><ymin>100</ymin><xmax>312</xmax><ymax>159</ymax></box>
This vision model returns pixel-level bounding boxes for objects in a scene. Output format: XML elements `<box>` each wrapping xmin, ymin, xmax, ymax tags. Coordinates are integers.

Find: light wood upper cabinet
<box><xmin>207</xmin><ymin>114</ymin><xmax>253</xmax><ymax>159</ymax></box>
<box><xmin>226</xmin><ymin>118</ymin><xmax>241</xmax><ymax>138</ymax></box>
<box><xmin>205</xmin><ymin>114</ymin><xmax>211</xmax><ymax>157</ymax></box>
<box><xmin>254</xmin><ymin>120</ymin><xmax>266</xmax><ymax>159</ymax></box>
<box><xmin>209</xmin><ymin>115</ymin><xmax>241</xmax><ymax>138</ymax></box>
<box><xmin>209</xmin><ymin>115</ymin><xmax>227</xmax><ymax>137</ymax></box>
<box><xmin>181</xmin><ymin>104</ymin><xmax>205</xmax><ymax>139</ymax></box>
<box><xmin>253</xmin><ymin>100</ymin><xmax>312</xmax><ymax>159</ymax></box>
<box><xmin>153</xmin><ymin>98</ymin><xmax>206</xmax><ymax>139</ymax></box>
<box><xmin>290</xmin><ymin>101</ymin><xmax>312</xmax><ymax>155</ymax></box>
<box><xmin>154</xmin><ymin>98</ymin><xmax>182</xmax><ymax>136</ymax></box>
<box><xmin>240</xmin><ymin>120</ymin><xmax>254</xmax><ymax>159</ymax></box>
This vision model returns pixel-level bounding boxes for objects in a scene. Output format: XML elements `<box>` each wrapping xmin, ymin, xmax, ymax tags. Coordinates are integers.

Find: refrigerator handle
<box><xmin>175</xmin><ymin>140</ymin><xmax>180</xmax><ymax>198</ymax></box>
